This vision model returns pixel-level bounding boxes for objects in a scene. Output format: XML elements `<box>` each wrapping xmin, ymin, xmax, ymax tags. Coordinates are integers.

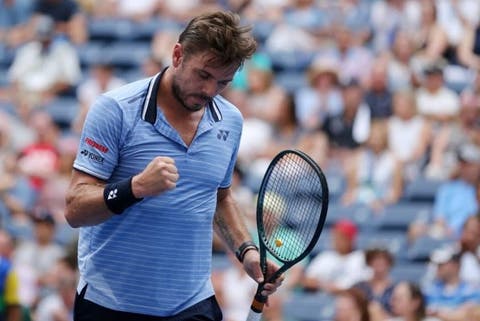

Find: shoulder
<box><xmin>213</xmin><ymin>95</ymin><xmax>243</xmax><ymax>127</ymax></box>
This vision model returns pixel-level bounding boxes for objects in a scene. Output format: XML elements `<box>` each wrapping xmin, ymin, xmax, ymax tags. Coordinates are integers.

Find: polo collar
<box><xmin>141</xmin><ymin>68</ymin><xmax>223</xmax><ymax>125</ymax></box>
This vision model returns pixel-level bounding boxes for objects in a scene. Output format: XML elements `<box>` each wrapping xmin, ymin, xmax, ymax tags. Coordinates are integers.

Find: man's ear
<box><xmin>172</xmin><ymin>43</ymin><xmax>183</xmax><ymax>68</ymax></box>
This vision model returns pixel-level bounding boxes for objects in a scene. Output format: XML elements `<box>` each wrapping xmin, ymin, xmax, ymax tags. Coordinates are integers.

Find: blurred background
<box><xmin>1</xmin><ymin>0</ymin><xmax>480</xmax><ymax>320</ymax></box>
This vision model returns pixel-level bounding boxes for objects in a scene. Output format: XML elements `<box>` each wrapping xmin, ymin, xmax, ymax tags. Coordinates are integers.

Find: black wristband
<box><xmin>103</xmin><ymin>176</ymin><xmax>143</xmax><ymax>214</ymax></box>
<box><xmin>235</xmin><ymin>241</ymin><xmax>259</xmax><ymax>263</ymax></box>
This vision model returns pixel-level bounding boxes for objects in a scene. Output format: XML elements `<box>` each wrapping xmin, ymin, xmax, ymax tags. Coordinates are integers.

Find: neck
<box><xmin>159</xmin><ymin>68</ymin><xmax>204</xmax><ymax>120</ymax></box>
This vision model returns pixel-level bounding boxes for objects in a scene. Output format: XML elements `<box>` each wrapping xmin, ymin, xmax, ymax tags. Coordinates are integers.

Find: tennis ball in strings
<box><xmin>275</xmin><ymin>239</ymin><xmax>283</xmax><ymax>247</ymax></box>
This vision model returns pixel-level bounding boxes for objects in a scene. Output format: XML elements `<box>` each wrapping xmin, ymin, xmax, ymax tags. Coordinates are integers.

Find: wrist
<box><xmin>104</xmin><ymin>176</ymin><xmax>143</xmax><ymax>215</ymax></box>
<box><xmin>131</xmin><ymin>174</ymin><xmax>143</xmax><ymax>199</ymax></box>
<box><xmin>235</xmin><ymin>241</ymin><xmax>258</xmax><ymax>263</ymax></box>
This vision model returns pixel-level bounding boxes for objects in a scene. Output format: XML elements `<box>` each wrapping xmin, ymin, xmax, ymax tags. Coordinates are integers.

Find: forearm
<box><xmin>65</xmin><ymin>182</ymin><xmax>113</xmax><ymax>227</ymax></box>
<box><xmin>213</xmin><ymin>189</ymin><xmax>252</xmax><ymax>253</ymax></box>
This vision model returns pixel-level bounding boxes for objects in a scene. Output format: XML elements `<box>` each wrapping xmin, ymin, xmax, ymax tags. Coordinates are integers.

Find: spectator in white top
<box><xmin>7</xmin><ymin>15</ymin><xmax>81</xmax><ymax>109</ymax></box>
<box><xmin>415</xmin><ymin>61</ymin><xmax>460</xmax><ymax>130</ymax></box>
<box><xmin>388</xmin><ymin>90</ymin><xmax>431</xmax><ymax>182</ymax></box>
<box><xmin>72</xmin><ymin>62</ymin><xmax>126</xmax><ymax>133</ymax></box>
<box><xmin>302</xmin><ymin>219</ymin><xmax>368</xmax><ymax>294</ymax></box>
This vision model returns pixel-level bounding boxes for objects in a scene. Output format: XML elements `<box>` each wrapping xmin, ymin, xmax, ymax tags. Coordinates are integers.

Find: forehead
<box><xmin>186</xmin><ymin>51</ymin><xmax>240</xmax><ymax>78</ymax></box>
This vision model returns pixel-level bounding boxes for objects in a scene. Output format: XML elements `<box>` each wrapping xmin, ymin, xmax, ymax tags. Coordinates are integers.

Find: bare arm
<box><xmin>64</xmin><ymin>169</ymin><xmax>113</xmax><ymax>227</ymax></box>
<box><xmin>214</xmin><ymin>187</ymin><xmax>283</xmax><ymax>295</ymax></box>
<box><xmin>457</xmin><ymin>27</ymin><xmax>480</xmax><ymax>70</ymax></box>
<box><xmin>65</xmin><ymin>156</ymin><xmax>178</xmax><ymax>227</ymax></box>
<box><xmin>213</xmin><ymin>187</ymin><xmax>252</xmax><ymax>252</ymax></box>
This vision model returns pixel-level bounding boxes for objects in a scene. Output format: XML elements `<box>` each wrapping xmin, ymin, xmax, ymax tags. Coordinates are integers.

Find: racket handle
<box><xmin>246</xmin><ymin>293</ymin><xmax>266</xmax><ymax>321</ymax></box>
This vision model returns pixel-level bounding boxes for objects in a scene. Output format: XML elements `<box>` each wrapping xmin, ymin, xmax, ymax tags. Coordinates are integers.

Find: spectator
<box><xmin>13</xmin><ymin>211</ymin><xmax>65</xmax><ymax>308</ymax></box>
<box><xmin>365</xmin><ymin>61</ymin><xmax>393</xmax><ymax>119</ymax></box>
<box><xmin>369</xmin><ymin>0</ymin><xmax>421</xmax><ymax>54</ymax></box>
<box><xmin>303</xmin><ymin>219</ymin><xmax>368</xmax><ymax>294</ymax></box>
<box><xmin>423</xmin><ymin>215</ymin><xmax>480</xmax><ymax>288</ymax></box>
<box><xmin>386</xmin><ymin>31</ymin><xmax>416</xmax><ymax>91</ymax></box>
<box><xmin>422</xmin><ymin>144</ymin><xmax>480</xmax><ymax>240</ymax></box>
<box><xmin>72</xmin><ymin>62</ymin><xmax>126</xmax><ymax>133</ymax></box>
<box><xmin>0</xmin><ymin>0</ymin><xmax>34</xmax><ymax>48</ymax></box>
<box><xmin>354</xmin><ymin>248</ymin><xmax>396</xmax><ymax>320</ymax></box>
<box><xmin>435</xmin><ymin>0</ymin><xmax>480</xmax><ymax>51</ymax></box>
<box><xmin>411</xmin><ymin>0</ymin><xmax>448</xmax><ymax>63</ymax></box>
<box><xmin>34</xmin><ymin>256</ymin><xmax>78</xmax><ymax>321</ymax></box>
<box><xmin>323</xmin><ymin>79</ymin><xmax>371</xmax><ymax>159</ymax></box>
<box><xmin>334</xmin><ymin>287</ymin><xmax>370</xmax><ymax>321</ymax></box>
<box><xmin>0</xmin><ymin>230</ymin><xmax>22</xmax><ymax>321</ymax></box>
<box><xmin>326</xmin><ymin>24</ymin><xmax>374</xmax><ymax>85</ymax></box>
<box><xmin>342</xmin><ymin>120</ymin><xmax>403</xmax><ymax>212</ymax></box>
<box><xmin>425</xmin><ymin>89</ymin><xmax>480</xmax><ymax>180</ymax></box>
<box><xmin>7</xmin><ymin>15</ymin><xmax>82</xmax><ymax>109</ymax></box>
<box><xmin>295</xmin><ymin>55</ymin><xmax>343</xmax><ymax>131</ymax></box>
<box><xmin>423</xmin><ymin>245</ymin><xmax>480</xmax><ymax>320</ymax></box>
<box><xmin>387</xmin><ymin>281</ymin><xmax>440</xmax><ymax>321</ymax></box>
<box><xmin>388</xmin><ymin>90</ymin><xmax>431</xmax><ymax>182</ymax></box>
<box><xmin>30</xmin><ymin>0</ymin><xmax>87</xmax><ymax>44</ymax></box>
<box><xmin>415</xmin><ymin>61</ymin><xmax>460</xmax><ymax>129</ymax></box>
<box><xmin>17</xmin><ymin>111</ymin><xmax>60</xmax><ymax>192</ymax></box>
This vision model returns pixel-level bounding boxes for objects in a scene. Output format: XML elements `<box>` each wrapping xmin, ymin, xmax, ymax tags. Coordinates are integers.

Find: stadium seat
<box><xmin>44</xmin><ymin>97</ymin><xmax>79</xmax><ymax>129</ymax></box>
<box><xmin>324</xmin><ymin>203</ymin><xmax>372</xmax><ymax>230</ymax></box>
<box><xmin>275</xmin><ymin>70</ymin><xmax>308</xmax><ymax>94</ymax></box>
<box><xmin>403</xmin><ymin>177</ymin><xmax>442</xmax><ymax>202</ymax></box>
<box><xmin>373</xmin><ymin>202</ymin><xmax>432</xmax><ymax>231</ymax></box>
<box><xmin>103</xmin><ymin>42</ymin><xmax>151</xmax><ymax>70</ymax></box>
<box><xmin>406</xmin><ymin>235</ymin><xmax>452</xmax><ymax>262</ymax></box>
<box><xmin>356</xmin><ymin>230</ymin><xmax>408</xmax><ymax>258</ymax></box>
<box><xmin>283</xmin><ymin>292</ymin><xmax>335</xmax><ymax>321</ymax></box>
<box><xmin>267</xmin><ymin>50</ymin><xmax>315</xmax><ymax>72</ymax></box>
<box><xmin>390</xmin><ymin>262</ymin><xmax>427</xmax><ymax>283</ymax></box>
<box><xmin>88</xmin><ymin>19</ymin><xmax>134</xmax><ymax>42</ymax></box>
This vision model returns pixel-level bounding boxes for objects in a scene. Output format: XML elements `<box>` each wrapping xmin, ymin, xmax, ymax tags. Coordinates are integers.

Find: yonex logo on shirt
<box><xmin>217</xmin><ymin>130</ymin><xmax>229</xmax><ymax>141</ymax></box>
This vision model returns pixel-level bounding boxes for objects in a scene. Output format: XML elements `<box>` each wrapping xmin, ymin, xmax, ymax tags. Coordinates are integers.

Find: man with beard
<box><xmin>65</xmin><ymin>11</ymin><xmax>282</xmax><ymax>321</ymax></box>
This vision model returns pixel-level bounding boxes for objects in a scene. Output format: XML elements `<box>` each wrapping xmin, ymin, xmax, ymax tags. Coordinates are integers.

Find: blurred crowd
<box><xmin>1</xmin><ymin>0</ymin><xmax>480</xmax><ymax>320</ymax></box>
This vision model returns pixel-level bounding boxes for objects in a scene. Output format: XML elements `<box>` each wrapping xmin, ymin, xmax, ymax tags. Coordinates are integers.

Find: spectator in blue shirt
<box><xmin>423</xmin><ymin>245</ymin><xmax>480</xmax><ymax>320</ymax></box>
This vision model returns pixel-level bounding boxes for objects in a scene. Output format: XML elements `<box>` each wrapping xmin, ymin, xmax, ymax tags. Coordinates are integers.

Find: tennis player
<box><xmin>65</xmin><ymin>11</ymin><xmax>283</xmax><ymax>321</ymax></box>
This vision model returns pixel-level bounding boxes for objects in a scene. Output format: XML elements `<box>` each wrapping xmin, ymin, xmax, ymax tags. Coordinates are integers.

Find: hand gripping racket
<box><xmin>246</xmin><ymin>149</ymin><xmax>329</xmax><ymax>321</ymax></box>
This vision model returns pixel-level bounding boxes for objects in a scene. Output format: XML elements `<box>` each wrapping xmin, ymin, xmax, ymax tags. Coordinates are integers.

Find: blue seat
<box><xmin>390</xmin><ymin>262</ymin><xmax>427</xmax><ymax>283</ymax></box>
<box><xmin>267</xmin><ymin>50</ymin><xmax>315</xmax><ymax>72</ymax></box>
<box><xmin>77</xmin><ymin>42</ymin><xmax>106</xmax><ymax>68</ymax></box>
<box><xmin>88</xmin><ymin>19</ymin><xmax>135</xmax><ymax>42</ymax></box>
<box><xmin>404</xmin><ymin>177</ymin><xmax>442</xmax><ymax>202</ymax></box>
<box><xmin>324</xmin><ymin>203</ymin><xmax>372</xmax><ymax>230</ymax></box>
<box><xmin>356</xmin><ymin>230</ymin><xmax>408</xmax><ymax>258</ymax></box>
<box><xmin>104</xmin><ymin>42</ymin><xmax>151</xmax><ymax>69</ymax></box>
<box><xmin>275</xmin><ymin>70</ymin><xmax>308</xmax><ymax>94</ymax></box>
<box><xmin>406</xmin><ymin>235</ymin><xmax>451</xmax><ymax>262</ymax></box>
<box><xmin>44</xmin><ymin>97</ymin><xmax>79</xmax><ymax>129</ymax></box>
<box><xmin>373</xmin><ymin>202</ymin><xmax>432</xmax><ymax>231</ymax></box>
<box><xmin>283</xmin><ymin>292</ymin><xmax>335</xmax><ymax>321</ymax></box>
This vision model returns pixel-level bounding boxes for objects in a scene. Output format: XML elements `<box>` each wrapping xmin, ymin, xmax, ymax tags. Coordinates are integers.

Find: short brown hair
<box><xmin>365</xmin><ymin>247</ymin><xmax>394</xmax><ymax>266</ymax></box>
<box><xmin>178</xmin><ymin>11</ymin><xmax>257</xmax><ymax>67</ymax></box>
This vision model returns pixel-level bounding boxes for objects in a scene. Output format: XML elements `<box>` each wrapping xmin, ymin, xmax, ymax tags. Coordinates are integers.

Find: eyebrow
<box><xmin>198</xmin><ymin>68</ymin><xmax>233</xmax><ymax>83</ymax></box>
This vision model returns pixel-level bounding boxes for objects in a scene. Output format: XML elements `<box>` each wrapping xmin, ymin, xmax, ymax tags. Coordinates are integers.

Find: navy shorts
<box><xmin>73</xmin><ymin>284</ymin><xmax>223</xmax><ymax>321</ymax></box>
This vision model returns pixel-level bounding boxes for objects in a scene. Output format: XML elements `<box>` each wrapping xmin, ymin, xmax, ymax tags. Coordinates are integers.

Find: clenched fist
<box><xmin>131</xmin><ymin>156</ymin><xmax>179</xmax><ymax>198</ymax></box>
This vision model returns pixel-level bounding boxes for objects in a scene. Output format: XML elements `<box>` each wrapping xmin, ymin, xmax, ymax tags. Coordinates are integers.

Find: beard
<box><xmin>171</xmin><ymin>76</ymin><xmax>212</xmax><ymax>112</ymax></box>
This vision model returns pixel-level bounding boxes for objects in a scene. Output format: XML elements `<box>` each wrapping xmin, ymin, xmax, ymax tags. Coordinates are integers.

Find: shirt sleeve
<box><xmin>73</xmin><ymin>95</ymin><xmax>123</xmax><ymax>180</ymax></box>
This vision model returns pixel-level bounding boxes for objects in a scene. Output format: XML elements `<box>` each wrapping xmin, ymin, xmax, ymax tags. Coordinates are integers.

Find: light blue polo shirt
<box><xmin>73</xmin><ymin>69</ymin><xmax>243</xmax><ymax>316</ymax></box>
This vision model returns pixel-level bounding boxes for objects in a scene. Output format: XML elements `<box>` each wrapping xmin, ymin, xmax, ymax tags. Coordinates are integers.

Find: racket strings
<box><xmin>261</xmin><ymin>153</ymin><xmax>324</xmax><ymax>262</ymax></box>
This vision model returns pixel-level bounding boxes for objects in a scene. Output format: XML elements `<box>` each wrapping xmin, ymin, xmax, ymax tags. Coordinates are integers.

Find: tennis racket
<box><xmin>246</xmin><ymin>149</ymin><xmax>329</xmax><ymax>321</ymax></box>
